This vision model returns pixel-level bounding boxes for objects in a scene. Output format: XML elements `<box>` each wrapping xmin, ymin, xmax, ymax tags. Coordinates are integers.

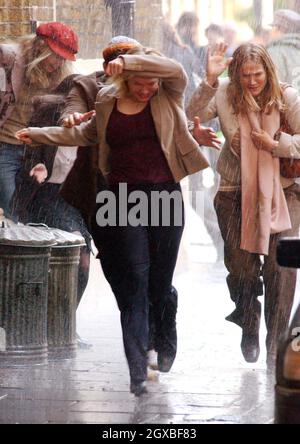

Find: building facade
<box><xmin>2</xmin><ymin>1</ymin><xmax>297</xmax><ymax>57</ymax></box>
<box><xmin>0</xmin><ymin>0</ymin><xmax>164</xmax><ymax>58</ymax></box>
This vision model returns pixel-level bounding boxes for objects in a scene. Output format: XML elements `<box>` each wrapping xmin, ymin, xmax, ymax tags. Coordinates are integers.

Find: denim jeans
<box><xmin>0</xmin><ymin>143</ymin><xmax>25</xmax><ymax>218</ymax></box>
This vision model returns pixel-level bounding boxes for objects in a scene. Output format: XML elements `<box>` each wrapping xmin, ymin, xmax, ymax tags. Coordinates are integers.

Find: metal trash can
<box><xmin>45</xmin><ymin>228</ymin><xmax>85</xmax><ymax>360</ymax></box>
<box><xmin>275</xmin><ymin>238</ymin><xmax>300</xmax><ymax>423</ymax></box>
<box><xmin>0</xmin><ymin>221</ymin><xmax>56</xmax><ymax>366</ymax></box>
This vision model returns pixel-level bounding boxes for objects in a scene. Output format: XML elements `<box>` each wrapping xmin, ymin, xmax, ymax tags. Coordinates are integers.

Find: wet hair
<box><xmin>176</xmin><ymin>11</ymin><xmax>199</xmax><ymax>30</ymax></box>
<box><xmin>205</xmin><ymin>23</ymin><xmax>223</xmax><ymax>38</ymax></box>
<box><xmin>108</xmin><ymin>46</ymin><xmax>162</xmax><ymax>98</ymax></box>
<box><xmin>20</xmin><ymin>35</ymin><xmax>74</xmax><ymax>89</ymax></box>
<box><xmin>227</xmin><ymin>43</ymin><xmax>285</xmax><ymax>114</ymax></box>
<box><xmin>176</xmin><ymin>11</ymin><xmax>199</xmax><ymax>43</ymax></box>
<box><xmin>162</xmin><ymin>19</ymin><xmax>187</xmax><ymax>51</ymax></box>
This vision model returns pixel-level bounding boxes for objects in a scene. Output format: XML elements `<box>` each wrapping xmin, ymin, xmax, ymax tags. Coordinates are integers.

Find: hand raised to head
<box><xmin>105</xmin><ymin>57</ymin><xmax>125</xmax><ymax>76</ymax></box>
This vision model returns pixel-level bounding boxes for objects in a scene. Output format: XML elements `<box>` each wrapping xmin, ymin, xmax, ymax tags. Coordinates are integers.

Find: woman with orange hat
<box><xmin>0</xmin><ymin>21</ymin><xmax>78</xmax><ymax>218</ymax></box>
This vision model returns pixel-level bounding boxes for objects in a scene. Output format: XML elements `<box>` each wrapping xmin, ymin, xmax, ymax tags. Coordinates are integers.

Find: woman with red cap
<box><xmin>0</xmin><ymin>21</ymin><xmax>78</xmax><ymax>219</ymax></box>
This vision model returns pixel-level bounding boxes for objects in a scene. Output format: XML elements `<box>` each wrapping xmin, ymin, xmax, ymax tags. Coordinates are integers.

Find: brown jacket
<box><xmin>59</xmin><ymin>71</ymin><xmax>107</xmax><ymax>223</ymax></box>
<box><xmin>27</xmin><ymin>53</ymin><xmax>209</xmax><ymax>182</ymax></box>
<box><xmin>13</xmin><ymin>73</ymin><xmax>106</xmax><ymax>225</ymax></box>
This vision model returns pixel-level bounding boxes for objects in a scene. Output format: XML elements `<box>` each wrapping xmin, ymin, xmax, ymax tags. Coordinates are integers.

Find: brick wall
<box><xmin>0</xmin><ymin>0</ymin><xmax>54</xmax><ymax>39</ymax></box>
<box><xmin>55</xmin><ymin>0</ymin><xmax>111</xmax><ymax>59</ymax></box>
<box><xmin>135</xmin><ymin>0</ymin><xmax>163</xmax><ymax>50</ymax></box>
<box><xmin>0</xmin><ymin>0</ymin><xmax>163</xmax><ymax>57</ymax></box>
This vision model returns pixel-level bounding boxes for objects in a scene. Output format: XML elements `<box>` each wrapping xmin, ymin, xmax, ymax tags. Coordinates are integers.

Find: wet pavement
<box><xmin>0</xmin><ymin>191</ymin><xmax>299</xmax><ymax>424</ymax></box>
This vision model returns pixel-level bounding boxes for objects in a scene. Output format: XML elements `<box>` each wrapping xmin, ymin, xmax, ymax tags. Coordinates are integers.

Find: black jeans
<box><xmin>91</xmin><ymin>182</ymin><xmax>184</xmax><ymax>383</ymax></box>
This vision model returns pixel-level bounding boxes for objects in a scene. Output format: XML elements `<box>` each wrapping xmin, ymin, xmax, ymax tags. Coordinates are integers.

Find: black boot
<box><xmin>240</xmin><ymin>331</ymin><xmax>260</xmax><ymax>363</ymax></box>
<box><xmin>157</xmin><ymin>287</ymin><xmax>177</xmax><ymax>373</ymax></box>
<box><xmin>130</xmin><ymin>380</ymin><xmax>148</xmax><ymax>396</ymax></box>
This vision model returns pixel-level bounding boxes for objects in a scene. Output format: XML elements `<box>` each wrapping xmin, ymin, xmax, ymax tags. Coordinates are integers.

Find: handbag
<box><xmin>279</xmin><ymin>84</ymin><xmax>300</xmax><ymax>178</ymax></box>
<box><xmin>280</xmin><ymin>157</ymin><xmax>300</xmax><ymax>178</ymax></box>
<box><xmin>279</xmin><ymin>111</ymin><xmax>300</xmax><ymax>178</ymax></box>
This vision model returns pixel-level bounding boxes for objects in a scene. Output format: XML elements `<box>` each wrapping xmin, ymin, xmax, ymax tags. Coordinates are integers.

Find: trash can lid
<box><xmin>33</xmin><ymin>226</ymin><xmax>86</xmax><ymax>247</ymax></box>
<box><xmin>0</xmin><ymin>224</ymin><xmax>56</xmax><ymax>247</ymax></box>
<box><xmin>48</xmin><ymin>228</ymin><xmax>85</xmax><ymax>246</ymax></box>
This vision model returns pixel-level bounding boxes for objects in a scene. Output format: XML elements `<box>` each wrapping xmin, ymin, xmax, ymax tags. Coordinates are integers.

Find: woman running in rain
<box><xmin>16</xmin><ymin>42</ymin><xmax>220</xmax><ymax>395</ymax></box>
<box><xmin>187</xmin><ymin>42</ymin><xmax>300</xmax><ymax>367</ymax></box>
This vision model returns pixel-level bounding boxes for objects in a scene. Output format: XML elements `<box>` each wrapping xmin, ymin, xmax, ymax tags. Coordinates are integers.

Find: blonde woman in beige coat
<box><xmin>17</xmin><ymin>45</ymin><xmax>220</xmax><ymax>395</ymax></box>
<box><xmin>187</xmin><ymin>42</ymin><xmax>300</xmax><ymax>367</ymax></box>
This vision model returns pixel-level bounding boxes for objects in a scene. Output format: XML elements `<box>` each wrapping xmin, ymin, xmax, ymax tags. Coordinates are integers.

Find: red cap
<box><xmin>36</xmin><ymin>22</ymin><xmax>78</xmax><ymax>61</ymax></box>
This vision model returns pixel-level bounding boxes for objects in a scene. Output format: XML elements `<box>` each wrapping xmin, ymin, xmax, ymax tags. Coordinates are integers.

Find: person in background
<box><xmin>176</xmin><ymin>11</ymin><xmax>207</xmax><ymax>79</ymax></box>
<box><xmin>178</xmin><ymin>20</ymin><xmax>224</xmax><ymax>262</ymax></box>
<box><xmin>187</xmin><ymin>42</ymin><xmax>300</xmax><ymax>367</ymax></box>
<box><xmin>267</xmin><ymin>9</ymin><xmax>300</xmax><ymax>92</ymax></box>
<box><xmin>205</xmin><ymin>23</ymin><xmax>224</xmax><ymax>49</ymax></box>
<box><xmin>11</xmin><ymin>75</ymin><xmax>93</xmax><ymax>349</ymax></box>
<box><xmin>0</xmin><ymin>21</ymin><xmax>78</xmax><ymax>218</ymax></box>
<box><xmin>16</xmin><ymin>43</ymin><xmax>220</xmax><ymax>395</ymax></box>
<box><xmin>222</xmin><ymin>21</ymin><xmax>238</xmax><ymax>57</ymax></box>
<box><xmin>161</xmin><ymin>17</ymin><xmax>198</xmax><ymax>105</ymax></box>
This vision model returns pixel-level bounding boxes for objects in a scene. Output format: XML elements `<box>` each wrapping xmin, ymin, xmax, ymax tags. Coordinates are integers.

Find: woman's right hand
<box><xmin>105</xmin><ymin>57</ymin><xmax>124</xmax><ymax>76</ymax></box>
<box><xmin>15</xmin><ymin>129</ymin><xmax>32</xmax><ymax>144</ymax></box>
<box><xmin>62</xmin><ymin>110</ymin><xmax>95</xmax><ymax>128</ymax></box>
<box><xmin>30</xmin><ymin>163</ymin><xmax>48</xmax><ymax>184</ymax></box>
<box><xmin>206</xmin><ymin>42</ymin><xmax>232</xmax><ymax>86</ymax></box>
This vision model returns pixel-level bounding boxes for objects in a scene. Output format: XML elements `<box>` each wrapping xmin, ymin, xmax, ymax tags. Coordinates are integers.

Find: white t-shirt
<box><xmin>48</xmin><ymin>146</ymin><xmax>78</xmax><ymax>184</ymax></box>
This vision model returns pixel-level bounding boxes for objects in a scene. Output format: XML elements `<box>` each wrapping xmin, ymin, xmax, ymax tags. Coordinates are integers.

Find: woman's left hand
<box><xmin>251</xmin><ymin>130</ymin><xmax>276</xmax><ymax>153</ymax></box>
<box><xmin>193</xmin><ymin>117</ymin><xmax>222</xmax><ymax>149</ymax></box>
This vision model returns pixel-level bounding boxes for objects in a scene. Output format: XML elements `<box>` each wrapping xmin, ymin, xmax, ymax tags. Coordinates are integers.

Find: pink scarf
<box><xmin>238</xmin><ymin>108</ymin><xmax>291</xmax><ymax>255</ymax></box>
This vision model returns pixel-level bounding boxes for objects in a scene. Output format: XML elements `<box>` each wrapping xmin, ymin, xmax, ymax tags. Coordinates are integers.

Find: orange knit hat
<box><xmin>102</xmin><ymin>35</ymin><xmax>141</xmax><ymax>63</ymax></box>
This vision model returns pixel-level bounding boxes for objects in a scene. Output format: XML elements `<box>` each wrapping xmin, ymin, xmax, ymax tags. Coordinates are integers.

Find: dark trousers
<box><xmin>214</xmin><ymin>184</ymin><xmax>300</xmax><ymax>355</ymax></box>
<box><xmin>91</xmin><ymin>182</ymin><xmax>184</xmax><ymax>383</ymax></box>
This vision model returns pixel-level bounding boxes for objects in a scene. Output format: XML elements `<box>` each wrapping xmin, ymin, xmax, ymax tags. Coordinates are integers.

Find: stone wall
<box><xmin>55</xmin><ymin>0</ymin><xmax>111</xmax><ymax>59</ymax></box>
<box><xmin>135</xmin><ymin>0</ymin><xmax>163</xmax><ymax>50</ymax></box>
<box><xmin>0</xmin><ymin>0</ymin><xmax>163</xmax><ymax>57</ymax></box>
<box><xmin>0</xmin><ymin>0</ymin><xmax>54</xmax><ymax>39</ymax></box>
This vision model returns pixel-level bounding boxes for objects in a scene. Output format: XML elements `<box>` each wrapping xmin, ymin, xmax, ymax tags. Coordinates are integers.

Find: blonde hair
<box><xmin>109</xmin><ymin>46</ymin><xmax>163</xmax><ymax>98</ymax></box>
<box><xmin>20</xmin><ymin>35</ymin><xmax>74</xmax><ymax>89</ymax></box>
<box><xmin>227</xmin><ymin>43</ymin><xmax>285</xmax><ymax>114</ymax></box>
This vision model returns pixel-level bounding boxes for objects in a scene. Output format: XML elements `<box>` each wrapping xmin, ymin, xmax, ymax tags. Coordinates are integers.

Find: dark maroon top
<box><xmin>106</xmin><ymin>101</ymin><xmax>174</xmax><ymax>185</ymax></box>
